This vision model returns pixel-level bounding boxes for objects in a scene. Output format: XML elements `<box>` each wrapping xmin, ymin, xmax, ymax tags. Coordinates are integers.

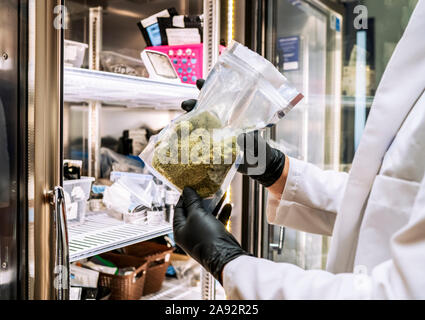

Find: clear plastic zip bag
<box><xmin>140</xmin><ymin>41</ymin><xmax>303</xmax><ymax>212</ymax></box>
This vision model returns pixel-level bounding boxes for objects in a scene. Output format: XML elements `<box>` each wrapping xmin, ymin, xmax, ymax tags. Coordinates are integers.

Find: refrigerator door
<box><xmin>0</xmin><ymin>0</ymin><xmax>31</xmax><ymax>300</ymax></box>
<box><xmin>262</xmin><ymin>0</ymin><xmax>343</xmax><ymax>269</ymax></box>
<box><xmin>27</xmin><ymin>0</ymin><xmax>69</xmax><ymax>299</ymax></box>
<box><xmin>270</xmin><ymin>0</ymin><xmax>324</xmax><ymax>269</ymax></box>
<box><xmin>0</xmin><ymin>0</ymin><xmax>21</xmax><ymax>300</ymax></box>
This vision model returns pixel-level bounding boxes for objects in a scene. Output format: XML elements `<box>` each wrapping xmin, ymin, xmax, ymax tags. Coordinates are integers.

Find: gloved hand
<box><xmin>236</xmin><ymin>131</ymin><xmax>285</xmax><ymax>187</ymax></box>
<box><xmin>173</xmin><ymin>187</ymin><xmax>248</xmax><ymax>283</ymax></box>
<box><xmin>181</xmin><ymin>79</ymin><xmax>286</xmax><ymax>188</ymax></box>
<box><xmin>181</xmin><ymin>79</ymin><xmax>205</xmax><ymax>112</ymax></box>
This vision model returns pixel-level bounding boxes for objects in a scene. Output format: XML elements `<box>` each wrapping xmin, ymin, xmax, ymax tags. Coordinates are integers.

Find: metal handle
<box><xmin>49</xmin><ymin>186</ymin><xmax>70</xmax><ymax>300</ymax></box>
<box><xmin>270</xmin><ymin>226</ymin><xmax>285</xmax><ymax>255</ymax></box>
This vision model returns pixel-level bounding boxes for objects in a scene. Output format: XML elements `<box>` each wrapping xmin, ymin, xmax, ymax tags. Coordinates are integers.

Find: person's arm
<box><xmin>181</xmin><ymin>85</ymin><xmax>347</xmax><ymax>235</ymax></box>
<box><xmin>223</xmin><ymin>172</ymin><xmax>425</xmax><ymax>299</ymax></box>
<box><xmin>225</xmin><ymin>172</ymin><xmax>425</xmax><ymax>300</ymax></box>
<box><xmin>265</xmin><ymin>155</ymin><xmax>348</xmax><ymax>236</ymax></box>
<box><xmin>178</xmin><ymin>172</ymin><xmax>425</xmax><ymax>300</ymax></box>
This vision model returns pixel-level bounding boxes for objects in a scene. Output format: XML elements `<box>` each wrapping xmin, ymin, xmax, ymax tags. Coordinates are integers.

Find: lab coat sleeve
<box><xmin>223</xmin><ymin>256</ymin><xmax>370</xmax><ymax>300</ymax></box>
<box><xmin>266</xmin><ymin>157</ymin><xmax>348</xmax><ymax>236</ymax></box>
<box><xmin>224</xmin><ymin>175</ymin><xmax>425</xmax><ymax>300</ymax></box>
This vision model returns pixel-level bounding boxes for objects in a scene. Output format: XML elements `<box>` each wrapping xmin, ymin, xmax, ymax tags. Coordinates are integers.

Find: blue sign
<box><xmin>331</xmin><ymin>15</ymin><xmax>341</xmax><ymax>32</ymax></box>
<box><xmin>277</xmin><ymin>36</ymin><xmax>300</xmax><ymax>71</ymax></box>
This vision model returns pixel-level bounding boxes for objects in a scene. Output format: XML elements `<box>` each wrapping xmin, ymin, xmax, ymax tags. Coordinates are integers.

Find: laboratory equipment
<box><xmin>141</xmin><ymin>49</ymin><xmax>181</xmax><ymax>83</ymax></box>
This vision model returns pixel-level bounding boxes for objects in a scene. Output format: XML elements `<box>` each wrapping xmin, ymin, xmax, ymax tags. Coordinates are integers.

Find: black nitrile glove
<box><xmin>237</xmin><ymin>131</ymin><xmax>285</xmax><ymax>187</ymax></box>
<box><xmin>181</xmin><ymin>79</ymin><xmax>285</xmax><ymax>188</ymax></box>
<box><xmin>181</xmin><ymin>79</ymin><xmax>205</xmax><ymax>112</ymax></box>
<box><xmin>173</xmin><ymin>187</ymin><xmax>247</xmax><ymax>283</ymax></box>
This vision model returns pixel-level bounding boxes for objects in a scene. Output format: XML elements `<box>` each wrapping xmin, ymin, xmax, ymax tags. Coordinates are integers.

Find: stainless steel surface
<box><xmin>203</xmin><ymin>0</ymin><xmax>221</xmax><ymax>76</ymax></box>
<box><xmin>87</xmin><ymin>101</ymin><xmax>101</xmax><ymax>178</ymax></box>
<box><xmin>48</xmin><ymin>187</ymin><xmax>70</xmax><ymax>300</ymax></box>
<box><xmin>269</xmin><ymin>227</ymin><xmax>285</xmax><ymax>255</ymax></box>
<box><xmin>241</xmin><ymin>0</ymin><xmax>268</xmax><ymax>259</ymax></box>
<box><xmin>233</xmin><ymin>0</ymin><xmax>246</xmax><ymax>45</ymax></box>
<box><xmin>68</xmin><ymin>213</ymin><xmax>171</xmax><ymax>262</ymax></box>
<box><xmin>201</xmin><ymin>265</ymin><xmax>216</xmax><ymax>300</ymax></box>
<box><xmin>88</xmin><ymin>7</ymin><xmax>102</xmax><ymax>71</ymax></box>
<box><xmin>32</xmin><ymin>0</ymin><xmax>63</xmax><ymax>300</ymax></box>
<box><xmin>0</xmin><ymin>0</ymin><xmax>25</xmax><ymax>300</ymax></box>
<box><xmin>201</xmin><ymin>0</ymin><xmax>222</xmax><ymax>300</ymax></box>
<box><xmin>27</xmin><ymin>0</ymin><xmax>36</xmax><ymax>300</ymax></box>
<box><xmin>87</xmin><ymin>7</ymin><xmax>102</xmax><ymax>179</ymax></box>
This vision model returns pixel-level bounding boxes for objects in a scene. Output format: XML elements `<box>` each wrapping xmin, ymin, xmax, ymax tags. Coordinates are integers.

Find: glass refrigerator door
<box><xmin>263</xmin><ymin>0</ymin><xmax>343</xmax><ymax>270</ymax></box>
<box><xmin>0</xmin><ymin>0</ymin><xmax>21</xmax><ymax>300</ymax></box>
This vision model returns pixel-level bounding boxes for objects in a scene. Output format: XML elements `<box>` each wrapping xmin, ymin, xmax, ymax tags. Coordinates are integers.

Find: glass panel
<box><xmin>61</xmin><ymin>0</ymin><xmax>212</xmax><ymax>300</ymax></box>
<box><xmin>340</xmin><ymin>0</ymin><xmax>418</xmax><ymax>169</ymax></box>
<box><xmin>0</xmin><ymin>0</ymin><xmax>19</xmax><ymax>299</ymax></box>
<box><xmin>264</xmin><ymin>0</ymin><xmax>418</xmax><ymax>270</ymax></box>
<box><xmin>266</xmin><ymin>0</ymin><xmax>329</xmax><ymax>270</ymax></box>
<box><xmin>63</xmin><ymin>0</ymin><xmax>202</xmax><ymax>177</ymax></box>
<box><xmin>64</xmin><ymin>103</ymin><xmax>89</xmax><ymax>175</ymax></box>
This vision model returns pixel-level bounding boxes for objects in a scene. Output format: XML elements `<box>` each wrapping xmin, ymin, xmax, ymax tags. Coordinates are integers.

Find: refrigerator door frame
<box><xmin>240</xmin><ymin>0</ymin><xmax>267</xmax><ymax>257</ymax></box>
<box><xmin>28</xmin><ymin>0</ymin><xmax>67</xmax><ymax>300</ymax></box>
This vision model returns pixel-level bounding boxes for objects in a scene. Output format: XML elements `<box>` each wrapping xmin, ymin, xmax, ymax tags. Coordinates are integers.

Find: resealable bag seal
<box><xmin>140</xmin><ymin>41</ymin><xmax>303</xmax><ymax>212</ymax></box>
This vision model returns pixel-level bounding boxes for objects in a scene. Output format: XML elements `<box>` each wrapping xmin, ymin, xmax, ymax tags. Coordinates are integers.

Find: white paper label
<box><xmin>141</xmin><ymin>9</ymin><xmax>171</xmax><ymax>28</ymax></box>
<box><xmin>172</xmin><ymin>15</ymin><xmax>185</xmax><ymax>28</ymax></box>
<box><xmin>166</xmin><ymin>28</ymin><xmax>201</xmax><ymax>45</ymax></box>
<box><xmin>70</xmin><ymin>287</ymin><xmax>82</xmax><ymax>300</ymax></box>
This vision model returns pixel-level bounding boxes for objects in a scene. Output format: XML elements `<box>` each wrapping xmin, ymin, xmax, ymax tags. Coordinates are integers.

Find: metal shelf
<box><xmin>64</xmin><ymin>67</ymin><xmax>198</xmax><ymax>110</ymax></box>
<box><xmin>141</xmin><ymin>278</ymin><xmax>202</xmax><ymax>300</ymax></box>
<box><xmin>68</xmin><ymin>213</ymin><xmax>172</xmax><ymax>262</ymax></box>
<box><xmin>140</xmin><ymin>277</ymin><xmax>226</xmax><ymax>300</ymax></box>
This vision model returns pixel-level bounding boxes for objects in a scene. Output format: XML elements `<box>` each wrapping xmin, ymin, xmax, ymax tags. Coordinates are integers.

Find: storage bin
<box><xmin>63</xmin><ymin>177</ymin><xmax>95</xmax><ymax>225</ymax></box>
<box><xmin>98</xmin><ymin>252</ymin><xmax>148</xmax><ymax>300</ymax></box>
<box><xmin>64</xmin><ymin>40</ymin><xmax>88</xmax><ymax>68</ymax></box>
<box><xmin>123</xmin><ymin>242</ymin><xmax>174</xmax><ymax>295</ymax></box>
<box><xmin>100</xmin><ymin>51</ymin><xmax>149</xmax><ymax>78</ymax></box>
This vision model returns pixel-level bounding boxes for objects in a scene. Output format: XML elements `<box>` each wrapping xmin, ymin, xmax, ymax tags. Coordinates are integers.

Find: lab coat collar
<box><xmin>327</xmin><ymin>1</ymin><xmax>425</xmax><ymax>273</ymax></box>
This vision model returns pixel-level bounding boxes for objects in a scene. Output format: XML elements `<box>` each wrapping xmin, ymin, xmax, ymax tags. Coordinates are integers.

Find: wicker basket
<box><xmin>98</xmin><ymin>252</ymin><xmax>148</xmax><ymax>300</ymax></box>
<box><xmin>123</xmin><ymin>242</ymin><xmax>174</xmax><ymax>295</ymax></box>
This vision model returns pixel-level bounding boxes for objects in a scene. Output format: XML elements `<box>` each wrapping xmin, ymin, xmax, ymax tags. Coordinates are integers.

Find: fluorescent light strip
<box><xmin>227</xmin><ymin>0</ymin><xmax>234</xmax><ymax>45</ymax></box>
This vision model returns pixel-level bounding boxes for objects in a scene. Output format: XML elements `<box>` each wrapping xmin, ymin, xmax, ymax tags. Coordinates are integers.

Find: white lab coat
<box><xmin>223</xmin><ymin>0</ymin><xmax>425</xmax><ymax>299</ymax></box>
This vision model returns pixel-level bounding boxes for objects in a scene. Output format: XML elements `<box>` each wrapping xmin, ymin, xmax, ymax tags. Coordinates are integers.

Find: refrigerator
<box><xmin>241</xmin><ymin>0</ymin><xmax>343</xmax><ymax>270</ymax></box>
<box><xmin>1</xmin><ymin>0</ymin><xmax>227</xmax><ymax>300</ymax></box>
<box><xmin>1</xmin><ymin>0</ymin><xmax>342</xmax><ymax>300</ymax></box>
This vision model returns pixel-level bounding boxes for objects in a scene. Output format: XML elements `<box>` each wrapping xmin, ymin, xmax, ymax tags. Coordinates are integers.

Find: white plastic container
<box><xmin>63</xmin><ymin>177</ymin><xmax>95</xmax><ymax>225</ymax></box>
<box><xmin>109</xmin><ymin>171</ymin><xmax>153</xmax><ymax>183</ymax></box>
<box><xmin>64</xmin><ymin>40</ymin><xmax>88</xmax><ymax>68</ymax></box>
